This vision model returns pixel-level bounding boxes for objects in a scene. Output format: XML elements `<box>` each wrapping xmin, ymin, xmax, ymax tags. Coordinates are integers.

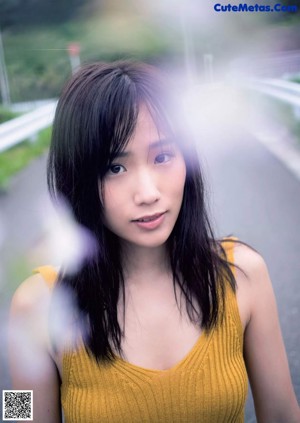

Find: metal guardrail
<box><xmin>0</xmin><ymin>79</ymin><xmax>299</xmax><ymax>154</ymax></box>
<box><xmin>244</xmin><ymin>78</ymin><xmax>300</xmax><ymax>108</ymax></box>
<box><xmin>10</xmin><ymin>98</ymin><xmax>58</xmax><ymax>113</ymax></box>
<box><xmin>0</xmin><ymin>100</ymin><xmax>57</xmax><ymax>153</ymax></box>
<box><xmin>230</xmin><ymin>49</ymin><xmax>300</xmax><ymax>79</ymax></box>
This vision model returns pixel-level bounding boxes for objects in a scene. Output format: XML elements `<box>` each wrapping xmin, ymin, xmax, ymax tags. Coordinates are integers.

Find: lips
<box><xmin>132</xmin><ymin>212</ymin><xmax>165</xmax><ymax>222</ymax></box>
<box><xmin>131</xmin><ymin>212</ymin><xmax>166</xmax><ymax>230</ymax></box>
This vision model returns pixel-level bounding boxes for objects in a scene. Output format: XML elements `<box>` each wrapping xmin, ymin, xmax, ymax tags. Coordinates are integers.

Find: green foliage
<box><xmin>4</xmin><ymin>1</ymin><xmax>300</xmax><ymax>104</ymax></box>
<box><xmin>3</xmin><ymin>26</ymin><xmax>73</xmax><ymax>100</ymax></box>
<box><xmin>0</xmin><ymin>0</ymin><xmax>89</xmax><ymax>29</ymax></box>
<box><xmin>247</xmin><ymin>91</ymin><xmax>300</xmax><ymax>147</ymax></box>
<box><xmin>290</xmin><ymin>76</ymin><xmax>300</xmax><ymax>84</ymax></box>
<box><xmin>273</xmin><ymin>101</ymin><xmax>300</xmax><ymax>144</ymax></box>
<box><xmin>0</xmin><ymin>127</ymin><xmax>51</xmax><ymax>189</ymax></box>
<box><xmin>0</xmin><ymin>107</ymin><xmax>19</xmax><ymax>123</ymax></box>
<box><xmin>2</xmin><ymin>14</ymin><xmax>173</xmax><ymax>102</ymax></box>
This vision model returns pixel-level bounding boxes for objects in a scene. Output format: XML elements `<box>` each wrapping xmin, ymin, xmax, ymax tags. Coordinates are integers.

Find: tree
<box><xmin>0</xmin><ymin>0</ymin><xmax>88</xmax><ymax>29</ymax></box>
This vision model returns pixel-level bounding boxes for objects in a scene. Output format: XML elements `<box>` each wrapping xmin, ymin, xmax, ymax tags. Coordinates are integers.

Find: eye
<box><xmin>108</xmin><ymin>164</ymin><xmax>126</xmax><ymax>174</ymax></box>
<box><xmin>154</xmin><ymin>153</ymin><xmax>173</xmax><ymax>164</ymax></box>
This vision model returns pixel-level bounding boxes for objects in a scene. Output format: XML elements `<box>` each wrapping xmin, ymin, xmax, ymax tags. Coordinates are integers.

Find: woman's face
<box><xmin>101</xmin><ymin>105</ymin><xmax>186</xmax><ymax>250</ymax></box>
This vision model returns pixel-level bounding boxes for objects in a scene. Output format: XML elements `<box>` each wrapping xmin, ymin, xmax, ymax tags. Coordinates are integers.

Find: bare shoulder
<box><xmin>230</xmin><ymin>242</ymin><xmax>271</xmax><ymax>330</ymax></box>
<box><xmin>9</xmin><ymin>273</ymin><xmax>53</xmax><ymax>352</ymax></box>
<box><xmin>232</xmin><ymin>242</ymin><xmax>271</xmax><ymax>301</ymax></box>
<box><xmin>233</xmin><ymin>242</ymin><xmax>268</xmax><ymax>282</ymax></box>
<box><xmin>10</xmin><ymin>273</ymin><xmax>52</xmax><ymax>318</ymax></box>
<box><xmin>232</xmin><ymin>241</ymin><xmax>275</xmax><ymax>320</ymax></box>
<box><xmin>233</xmin><ymin>243</ymin><xmax>300</xmax><ymax>421</ymax></box>
<box><xmin>9</xmin><ymin>274</ymin><xmax>63</xmax><ymax>423</ymax></box>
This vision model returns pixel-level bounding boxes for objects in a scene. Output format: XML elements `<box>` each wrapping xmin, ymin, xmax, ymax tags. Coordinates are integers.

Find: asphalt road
<box><xmin>0</xmin><ymin>119</ymin><xmax>299</xmax><ymax>422</ymax></box>
<box><xmin>199</xmin><ymin>119</ymin><xmax>300</xmax><ymax>422</ymax></box>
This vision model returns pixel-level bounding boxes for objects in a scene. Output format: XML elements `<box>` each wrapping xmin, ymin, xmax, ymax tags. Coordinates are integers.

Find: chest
<box><xmin>53</xmin><ymin>290</ymin><xmax>201</xmax><ymax>378</ymax></box>
<box><xmin>54</xmin><ymin>278</ymin><xmax>248</xmax><ymax>378</ymax></box>
<box><xmin>61</xmin><ymin>303</ymin><xmax>248</xmax><ymax>423</ymax></box>
<box><xmin>117</xmin><ymin>286</ymin><xmax>202</xmax><ymax>370</ymax></box>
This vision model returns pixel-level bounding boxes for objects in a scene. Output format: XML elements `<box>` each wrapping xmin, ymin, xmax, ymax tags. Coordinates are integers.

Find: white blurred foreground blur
<box><xmin>183</xmin><ymin>82</ymin><xmax>250</xmax><ymax>143</ymax></box>
<box><xmin>2</xmin><ymin>197</ymin><xmax>93</xmax><ymax>385</ymax></box>
<box><xmin>7</xmin><ymin>280</ymin><xmax>85</xmax><ymax>381</ymax></box>
<box><xmin>29</xmin><ymin>195</ymin><xmax>97</xmax><ymax>275</ymax></box>
<box><xmin>0</xmin><ymin>211</ymin><xmax>5</xmax><ymax>289</ymax></box>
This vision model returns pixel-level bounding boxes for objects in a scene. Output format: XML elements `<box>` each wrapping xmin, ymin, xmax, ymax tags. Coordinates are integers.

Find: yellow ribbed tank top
<box><xmin>36</xmin><ymin>240</ymin><xmax>248</xmax><ymax>423</ymax></box>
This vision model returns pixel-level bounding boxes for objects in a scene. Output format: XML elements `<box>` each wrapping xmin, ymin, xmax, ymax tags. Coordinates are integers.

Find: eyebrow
<box><xmin>114</xmin><ymin>139</ymin><xmax>174</xmax><ymax>158</ymax></box>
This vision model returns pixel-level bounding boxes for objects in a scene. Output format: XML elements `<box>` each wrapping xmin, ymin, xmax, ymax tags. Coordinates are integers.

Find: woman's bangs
<box><xmin>109</xmin><ymin>103</ymin><xmax>138</xmax><ymax>164</ymax></box>
<box><xmin>96</xmin><ymin>80</ymin><xmax>138</xmax><ymax>178</ymax></box>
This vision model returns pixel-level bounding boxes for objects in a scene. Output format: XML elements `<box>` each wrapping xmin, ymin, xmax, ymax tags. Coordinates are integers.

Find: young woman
<box><xmin>9</xmin><ymin>61</ymin><xmax>300</xmax><ymax>423</ymax></box>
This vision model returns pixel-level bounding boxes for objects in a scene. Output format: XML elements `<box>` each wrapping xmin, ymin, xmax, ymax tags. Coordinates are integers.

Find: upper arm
<box><xmin>8</xmin><ymin>274</ymin><xmax>62</xmax><ymax>423</ymax></box>
<box><xmin>235</xmin><ymin>245</ymin><xmax>300</xmax><ymax>422</ymax></box>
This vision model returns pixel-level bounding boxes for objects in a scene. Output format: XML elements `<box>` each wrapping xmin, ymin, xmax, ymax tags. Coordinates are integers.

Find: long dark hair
<box><xmin>47</xmin><ymin>60</ymin><xmax>236</xmax><ymax>362</ymax></box>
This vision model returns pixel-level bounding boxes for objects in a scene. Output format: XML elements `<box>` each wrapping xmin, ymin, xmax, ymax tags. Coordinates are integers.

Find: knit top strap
<box><xmin>33</xmin><ymin>265</ymin><xmax>58</xmax><ymax>287</ymax></box>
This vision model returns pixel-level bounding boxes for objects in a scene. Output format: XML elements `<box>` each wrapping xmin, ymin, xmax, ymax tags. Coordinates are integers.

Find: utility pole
<box><xmin>68</xmin><ymin>43</ymin><xmax>81</xmax><ymax>75</ymax></box>
<box><xmin>203</xmin><ymin>53</ymin><xmax>214</xmax><ymax>84</ymax></box>
<box><xmin>180</xmin><ymin>5</ymin><xmax>197</xmax><ymax>86</ymax></box>
<box><xmin>0</xmin><ymin>29</ymin><xmax>11</xmax><ymax>107</ymax></box>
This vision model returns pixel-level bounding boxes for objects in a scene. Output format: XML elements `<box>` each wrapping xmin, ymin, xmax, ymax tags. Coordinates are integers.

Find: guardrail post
<box><xmin>0</xmin><ymin>29</ymin><xmax>11</xmax><ymax>107</ymax></box>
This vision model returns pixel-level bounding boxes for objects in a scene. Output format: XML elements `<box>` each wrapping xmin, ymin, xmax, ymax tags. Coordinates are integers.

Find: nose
<box><xmin>133</xmin><ymin>169</ymin><xmax>160</xmax><ymax>206</ymax></box>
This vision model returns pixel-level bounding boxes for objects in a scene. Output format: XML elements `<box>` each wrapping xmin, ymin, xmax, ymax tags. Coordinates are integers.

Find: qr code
<box><xmin>2</xmin><ymin>390</ymin><xmax>33</xmax><ymax>421</ymax></box>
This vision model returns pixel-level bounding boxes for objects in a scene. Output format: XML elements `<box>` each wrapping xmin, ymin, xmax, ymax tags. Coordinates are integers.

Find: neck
<box><xmin>121</xmin><ymin>242</ymin><xmax>171</xmax><ymax>287</ymax></box>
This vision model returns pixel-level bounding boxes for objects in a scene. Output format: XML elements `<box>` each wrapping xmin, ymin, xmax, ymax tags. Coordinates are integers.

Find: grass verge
<box><xmin>262</xmin><ymin>98</ymin><xmax>300</xmax><ymax>145</ymax></box>
<box><xmin>245</xmin><ymin>91</ymin><xmax>300</xmax><ymax>147</ymax></box>
<box><xmin>0</xmin><ymin>107</ymin><xmax>20</xmax><ymax>124</ymax></box>
<box><xmin>0</xmin><ymin>127</ymin><xmax>51</xmax><ymax>190</ymax></box>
